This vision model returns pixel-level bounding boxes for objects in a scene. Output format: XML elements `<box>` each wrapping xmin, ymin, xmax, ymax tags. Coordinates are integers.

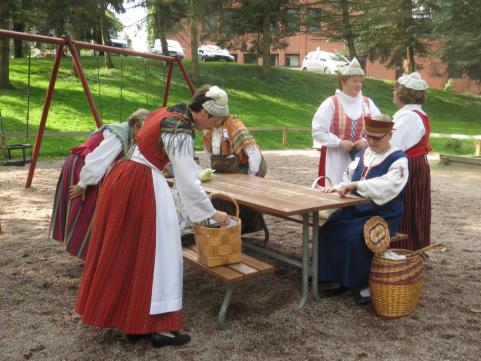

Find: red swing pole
<box><xmin>175</xmin><ymin>58</ymin><xmax>196</xmax><ymax>95</ymax></box>
<box><xmin>25</xmin><ymin>44</ymin><xmax>64</xmax><ymax>188</ymax></box>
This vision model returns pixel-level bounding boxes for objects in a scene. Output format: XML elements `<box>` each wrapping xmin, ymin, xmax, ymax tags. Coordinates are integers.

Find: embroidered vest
<box><xmin>136</xmin><ymin>107</ymin><xmax>189</xmax><ymax>170</ymax></box>
<box><xmin>405</xmin><ymin>110</ymin><xmax>431</xmax><ymax>158</ymax></box>
<box><xmin>330</xmin><ymin>95</ymin><xmax>370</xmax><ymax>142</ymax></box>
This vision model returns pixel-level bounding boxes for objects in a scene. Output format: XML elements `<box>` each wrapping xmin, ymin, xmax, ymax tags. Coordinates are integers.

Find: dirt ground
<box><xmin>1</xmin><ymin>151</ymin><xmax>480</xmax><ymax>361</ymax></box>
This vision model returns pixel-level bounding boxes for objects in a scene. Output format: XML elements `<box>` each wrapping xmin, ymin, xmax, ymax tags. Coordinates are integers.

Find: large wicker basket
<box><xmin>193</xmin><ymin>193</ymin><xmax>242</xmax><ymax>267</ymax></box>
<box><xmin>369</xmin><ymin>249</ymin><xmax>425</xmax><ymax>319</ymax></box>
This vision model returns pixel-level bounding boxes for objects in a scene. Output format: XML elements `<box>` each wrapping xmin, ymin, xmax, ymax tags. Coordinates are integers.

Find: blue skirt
<box><xmin>317</xmin><ymin>200</ymin><xmax>404</xmax><ymax>289</ymax></box>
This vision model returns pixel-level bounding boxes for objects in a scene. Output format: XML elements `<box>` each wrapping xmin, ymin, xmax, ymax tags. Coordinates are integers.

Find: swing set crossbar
<box><xmin>0</xmin><ymin>28</ymin><xmax>196</xmax><ymax>187</ymax></box>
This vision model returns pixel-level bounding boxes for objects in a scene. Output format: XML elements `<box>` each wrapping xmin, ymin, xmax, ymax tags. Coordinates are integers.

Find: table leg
<box><xmin>311</xmin><ymin>211</ymin><xmax>320</xmax><ymax>301</ymax></box>
<box><xmin>218</xmin><ymin>284</ymin><xmax>237</xmax><ymax>330</ymax></box>
<box><xmin>297</xmin><ymin>213</ymin><xmax>309</xmax><ymax>310</ymax></box>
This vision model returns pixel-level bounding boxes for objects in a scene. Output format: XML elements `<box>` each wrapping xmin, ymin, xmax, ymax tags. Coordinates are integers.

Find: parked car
<box><xmin>301</xmin><ymin>49</ymin><xmax>349</xmax><ymax>74</ymax></box>
<box><xmin>152</xmin><ymin>39</ymin><xmax>185</xmax><ymax>58</ymax></box>
<box><xmin>198</xmin><ymin>44</ymin><xmax>235</xmax><ymax>62</ymax></box>
<box><xmin>109</xmin><ymin>32</ymin><xmax>128</xmax><ymax>48</ymax></box>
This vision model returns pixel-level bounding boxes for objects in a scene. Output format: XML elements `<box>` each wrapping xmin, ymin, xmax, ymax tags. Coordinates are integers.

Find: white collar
<box><xmin>335</xmin><ymin>89</ymin><xmax>363</xmax><ymax>104</ymax></box>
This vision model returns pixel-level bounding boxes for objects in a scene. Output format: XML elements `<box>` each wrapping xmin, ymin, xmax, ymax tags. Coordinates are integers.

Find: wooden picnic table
<box><xmin>168</xmin><ymin>173</ymin><xmax>369</xmax><ymax>309</ymax></box>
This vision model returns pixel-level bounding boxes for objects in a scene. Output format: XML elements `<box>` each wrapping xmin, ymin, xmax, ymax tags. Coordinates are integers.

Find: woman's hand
<box><xmin>322</xmin><ymin>186</ymin><xmax>336</xmax><ymax>193</ymax></box>
<box><xmin>337</xmin><ymin>182</ymin><xmax>357</xmax><ymax>197</ymax></box>
<box><xmin>68</xmin><ymin>184</ymin><xmax>86</xmax><ymax>200</ymax></box>
<box><xmin>339</xmin><ymin>140</ymin><xmax>354</xmax><ymax>152</ymax></box>
<box><xmin>212</xmin><ymin>211</ymin><xmax>230</xmax><ymax>226</ymax></box>
<box><xmin>354</xmin><ymin>139</ymin><xmax>367</xmax><ymax>150</ymax></box>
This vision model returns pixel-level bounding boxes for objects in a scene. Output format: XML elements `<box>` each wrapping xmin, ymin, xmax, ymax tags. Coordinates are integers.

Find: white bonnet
<box><xmin>202</xmin><ymin>85</ymin><xmax>229</xmax><ymax>116</ymax></box>
<box><xmin>397</xmin><ymin>72</ymin><xmax>428</xmax><ymax>91</ymax></box>
<box><xmin>339</xmin><ymin>57</ymin><xmax>364</xmax><ymax>76</ymax></box>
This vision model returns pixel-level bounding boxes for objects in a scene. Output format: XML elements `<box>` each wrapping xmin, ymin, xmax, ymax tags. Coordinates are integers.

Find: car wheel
<box><xmin>302</xmin><ymin>67</ymin><xmax>307</xmax><ymax>71</ymax></box>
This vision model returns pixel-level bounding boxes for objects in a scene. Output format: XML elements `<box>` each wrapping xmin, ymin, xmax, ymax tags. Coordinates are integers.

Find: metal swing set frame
<box><xmin>0</xmin><ymin>28</ymin><xmax>196</xmax><ymax>188</ymax></box>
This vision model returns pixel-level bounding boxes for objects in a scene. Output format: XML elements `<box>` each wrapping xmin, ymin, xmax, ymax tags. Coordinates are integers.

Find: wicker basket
<box><xmin>193</xmin><ymin>193</ymin><xmax>242</xmax><ymax>267</ymax></box>
<box><xmin>210</xmin><ymin>155</ymin><xmax>240</xmax><ymax>173</ymax></box>
<box><xmin>369</xmin><ymin>249</ymin><xmax>424</xmax><ymax>319</ymax></box>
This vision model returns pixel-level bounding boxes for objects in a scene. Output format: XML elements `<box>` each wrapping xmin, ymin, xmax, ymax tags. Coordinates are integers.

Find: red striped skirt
<box><xmin>392</xmin><ymin>155</ymin><xmax>431</xmax><ymax>250</ymax></box>
<box><xmin>75</xmin><ymin>160</ymin><xmax>183</xmax><ymax>334</ymax></box>
<box><xmin>49</xmin><ymin>153</ymin><xmax>98</xmax><ymax>260</ymax></box>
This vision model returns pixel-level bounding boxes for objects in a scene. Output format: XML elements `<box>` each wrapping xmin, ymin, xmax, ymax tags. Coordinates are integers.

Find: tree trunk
<box><xmin>261</xmin><ymin>7</ymin><xmax>271</xmax><ymax>77</ymax></box>
<box><xmin>13</xmin><ymin>22</ymin><xmax>25</xmax><ymax>58</ymax></box>
<box><xmin>407</xmin><ymin>45</ymin><xmax>415</xmax><ymax>73</ymax></box>
<box><xmin>154</xmin><ymin>9</ymin><xmax>169</xmax><ymax>57</ymax></box>
<box><xmin>190</xmin><ymin>15</ymin><xmax>199</xmax><ymax>83</ymax></box>
<box><xmin>341</xmin><ymin>0</ymin><xmax>358</xmax><ymax>60</ymax></box>
<box><xmin>0</xmin><ymin>3</ymin><xmax>13</xmax><ymax>89</ymax></box>
<box><xmin>99</xmin><ymin>1</ymin><xmax>114</xmax><ymax>69</ymax></box>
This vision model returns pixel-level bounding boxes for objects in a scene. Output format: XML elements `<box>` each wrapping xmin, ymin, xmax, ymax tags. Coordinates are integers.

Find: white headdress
<box><xmin>397</xmin><ymin>72</ymin><xmax>428</xmax><ymax>91</ymax></box>
<box><xmin>339</xmin><ymin>57</ymin><xmax>364</xmax><ymax>76</ymax></box>
<box><xmin>202</xmin><ymin>85</ymin><xmax>229</xmax><ymax>116</ymax></box>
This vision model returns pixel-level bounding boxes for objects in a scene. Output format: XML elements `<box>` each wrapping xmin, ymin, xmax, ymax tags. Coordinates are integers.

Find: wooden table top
<box><xmin>167</xmin><ymin>173</ymin><xmax>369</xmax><ymax>217</ymax></box>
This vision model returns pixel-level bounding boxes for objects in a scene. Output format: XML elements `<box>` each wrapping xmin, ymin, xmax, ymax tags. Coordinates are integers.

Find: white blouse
<box><xmin>338</xmin><ymin>146</ymin><xmax>409</xmax><ymax>206</ymax></box>
<box><xmin>391</xmin><ymin>104</ymin><xmax>426</xmax><ymax>151</ymax></box>
<box><xmin>77</xmin><ymin>129</ymin><xmax>123</xmax><ymax>188</ymax></box>
<box><xmin>312</xmin><ymin>89</ymin><xmax>381</xmax><ymax>148</ymax></box>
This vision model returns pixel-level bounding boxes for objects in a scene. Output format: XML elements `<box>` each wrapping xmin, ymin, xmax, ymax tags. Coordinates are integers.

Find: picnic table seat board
<box><xmin>182</xmin><ymin>244</ymin><xmax>274</xmax><ymax>329</ymax></box>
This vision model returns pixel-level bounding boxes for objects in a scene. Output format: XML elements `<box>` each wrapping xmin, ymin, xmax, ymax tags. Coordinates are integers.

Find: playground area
<box><xmin>1</xmin><ymin>151</ymin><xmax>480</xmax><ymax>361</ymax></box>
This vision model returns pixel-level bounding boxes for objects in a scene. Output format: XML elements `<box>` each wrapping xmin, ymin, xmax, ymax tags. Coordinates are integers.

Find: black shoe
<box><xmin>319</xmin><ymin>286</ymin><xmax>350</xmax><ymax>298</ymax></box>
<box><xmin>126</xmin><ymin>334</ymin><xmax>145</xmax><ymax>344</ymax></box>
<box><xmin>356</xmin><ymin>295</ymin><xmax>372</xmax><ymax>306</ymax></box>
<box><xmin>151</xmin><ymin>331</ymin><xmax>191</xmax><ymax>348</ymax></box>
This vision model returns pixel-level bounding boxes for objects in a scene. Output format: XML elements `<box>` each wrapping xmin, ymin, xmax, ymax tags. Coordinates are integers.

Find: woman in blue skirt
<box><xmin>317</xmin><ymin>114</ymin><xmax>409</xmax><ymax>305</ymax></box>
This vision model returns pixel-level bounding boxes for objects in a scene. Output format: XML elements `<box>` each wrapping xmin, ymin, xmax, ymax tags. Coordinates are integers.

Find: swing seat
<box><xmin>0</xmin><ymin>143</ymin><xmax>32</xmax><ymax>166</ymax></box>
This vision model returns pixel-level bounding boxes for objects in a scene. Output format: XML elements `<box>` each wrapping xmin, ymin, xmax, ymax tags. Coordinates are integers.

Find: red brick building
<box><xmin>168</xmin><ymin>6</ymin><xmax>480</xmax><ymax>95</ymax></box>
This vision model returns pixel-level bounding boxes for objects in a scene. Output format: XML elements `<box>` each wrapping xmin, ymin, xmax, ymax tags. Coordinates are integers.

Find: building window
<box><xmin>286</xmin><ymin>9</ymin><xmax>300</xmax><ymax>32</ymax></box>
<box><xmin>244</xmin><ymin>53</ymin><xmax>258</xmax><ymax>64</ymax></box>
<box><xmin>203</xmin><ymin>15</ymin><xmax>217</xmax><ymax>33</ymax></box>
<box><xmin>307</xmin><ymin>8</ymin><xmax>321</xmax><ymax>33</ymax></box>
<box><xmin>270</xmin><ymin>54</ymin><xmax>279</xmax><ymax>67</ymax></box>
<box><xmin>285</xmin><ymin>54</ymin><xmax>300</xmax><ymax>67</ymax></box>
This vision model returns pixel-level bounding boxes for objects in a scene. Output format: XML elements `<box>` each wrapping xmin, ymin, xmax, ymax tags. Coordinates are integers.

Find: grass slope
<box><xmin>1</xmin><ymin>55</ymin><xmax>480</xmax><ymax>158</ymax></box>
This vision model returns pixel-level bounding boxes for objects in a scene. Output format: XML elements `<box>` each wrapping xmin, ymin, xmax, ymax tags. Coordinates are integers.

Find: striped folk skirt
<box><xmin>392</xmin><ymin>155</ymin><xmax>431</xmax><ymax>251</ymax></box>
<box><xmin>50</xmin><ymin>153</ymin><xmax>98</xmax><ymax>260</ymax></box>
<box><xmin>75</xmin><ymin>160</ymin><xmax>182</xmax><ymax>334</ymax></box>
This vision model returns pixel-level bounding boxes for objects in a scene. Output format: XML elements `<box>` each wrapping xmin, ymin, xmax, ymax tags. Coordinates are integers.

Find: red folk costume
<box><xmin>391</xmin><ymin>107</ymin><xmax>432</xmax><ymax>250</ymax></box>
<box><xmin>50</xmin><ymin>122</ymin><xmax>132</xmax><ymax>260</ymax></box>
<box><xmin>76</xmin><ymin>106</ymin><xmax>216</xmax><ymax>334</ymax></box>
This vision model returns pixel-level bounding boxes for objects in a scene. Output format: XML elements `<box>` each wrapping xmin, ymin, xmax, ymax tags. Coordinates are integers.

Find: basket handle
<box><xmin>411</xmin><ymin>243</ymin><xmax>445</xmax><ymax>255</ymax></box>
<box><xmin>311</xmin><ymin>176</ymin><xmax>332</xmax><ymax>189</ymax></box>
<box><xmin>209</xmin><ymin>192</ymin><xmax>240</xmax><ymax>219</ymax></box>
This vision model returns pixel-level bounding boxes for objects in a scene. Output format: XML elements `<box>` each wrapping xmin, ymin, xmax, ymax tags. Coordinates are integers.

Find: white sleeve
<box><xmin>164</xmin><ymin>133</ymin><xmax>216</xmax><ymax>222</ymax></box>
<box><xmin>311</xmin><ymin>98</ymin><xmax>341</xmax><ymax>148</ymax></box>
<box><xmin>77</xmin><ymin>129</ymin><xmax>123</xmax><ymax>188</ymax></box>
<box><xmin>368</xmin><ymin>99</ymin><xmax>381</xmax><ymax>117</ymax></box>
<box><xmin>356</xmin><ymin>157</ymin><xmax>409</xmax><ymax>205</ymax></box>
<box><xmin>245</xmin><ymin>144</ymin><xmax>262</xmax><ymax>175</ymax></box>
<box><xmin>391</xmin><ymin>112</ymin><xmax>425</xmax><ymax>151</ymax></box>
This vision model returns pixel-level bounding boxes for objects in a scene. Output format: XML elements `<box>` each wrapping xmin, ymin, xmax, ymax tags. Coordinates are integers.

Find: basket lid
<box><xmin>364</xmin><ymin>216</ymin><xmax>390</xmax><ymax>254</ymax></box>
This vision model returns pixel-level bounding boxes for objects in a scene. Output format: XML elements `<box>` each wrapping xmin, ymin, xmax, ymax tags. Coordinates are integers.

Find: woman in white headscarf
<box><xmin>390</xmin><ymin>72</ymin><xmax>431</xmax><ymax>251</ymax></box>
<box><xmin>200</xmin><ymin>85</ymin><xmax>268</xmax><ymax>235</ymax></box>
<box><xmin>312</xmin><ymin>58</ymin><xmax>381</xmax><ymax>187</ymax></box>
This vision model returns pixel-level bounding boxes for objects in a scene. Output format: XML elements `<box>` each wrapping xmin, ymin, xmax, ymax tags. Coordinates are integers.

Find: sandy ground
<box><xmin>1</xmin><ymin>151</ymin><xmax>480</xmax><ymax>361</ymax></box>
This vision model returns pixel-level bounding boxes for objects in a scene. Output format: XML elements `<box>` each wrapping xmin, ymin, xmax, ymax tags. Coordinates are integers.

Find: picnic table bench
<box><xmin>182</xmin><ymin>244</ymin><xmax>274</xmax><ymax>329</ymax></box>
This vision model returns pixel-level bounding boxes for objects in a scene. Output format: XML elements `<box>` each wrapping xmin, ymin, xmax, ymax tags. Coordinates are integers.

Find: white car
<box><xmin>198</xmin><ymin>44</ymin><xmax>235</xmax><ymax>62</ymax></box>
<box><xmin>109</xmin><ymin>32</ymin><xmax>128</xmax><ymax>48</ymax></box>
<box><xmin>301</xmin><ymin>49</ymin><xmax>349</xmax><ymax>74</ymax></box>
<box><xmin>152</xmin><ymin>39</ymin><xmax>185</xmax><ymax>58</ymax></box>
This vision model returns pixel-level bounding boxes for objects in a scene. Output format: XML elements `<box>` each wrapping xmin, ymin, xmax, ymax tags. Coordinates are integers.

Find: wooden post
<box><xmin>282</xmin><ymin>127</ymin><xmax>287</xmax><ymax>147</ymax></box>
<box><xmin>475</xmin><ymin>139</ymin><xmax>481</xmax><ymax>156</ymax></box>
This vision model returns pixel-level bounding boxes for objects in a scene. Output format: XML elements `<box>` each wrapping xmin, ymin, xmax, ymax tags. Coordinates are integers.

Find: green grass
<box><xmin>1</xmin><ymin>55</ymin><xmax>481</xmax><ymax>158</ymax></box>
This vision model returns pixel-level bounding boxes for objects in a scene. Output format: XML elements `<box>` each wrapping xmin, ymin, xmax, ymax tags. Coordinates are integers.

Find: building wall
<box><xmin>167</xmin><ymin>18</ymin><xmax>479</xmax><ymax>95</ymax></box>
